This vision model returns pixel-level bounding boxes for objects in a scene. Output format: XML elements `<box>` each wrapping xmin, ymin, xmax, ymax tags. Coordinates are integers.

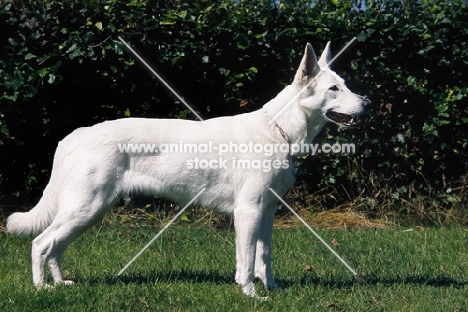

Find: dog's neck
<box><xmin>261</xmin><ymin>84</ymin><xmax>327</xmax><ymax>150</ymax></box>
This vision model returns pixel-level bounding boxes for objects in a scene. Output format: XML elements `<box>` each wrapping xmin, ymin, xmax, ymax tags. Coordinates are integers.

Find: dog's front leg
<box><xmin>234</xmin><ymin>207</ymin><xmax>262</xmax><ymax>297</ymax></box>
<box><xmin>254</xmin><ymin>207</ymin><xmax>278</xmax><ymax>291</ymax></box>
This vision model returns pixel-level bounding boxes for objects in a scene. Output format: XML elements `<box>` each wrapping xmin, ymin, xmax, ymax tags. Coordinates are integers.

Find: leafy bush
<box><xmin>0</xmin><ymin>0</ymin><xmax>466</xmax><ymax>221</ymax></box>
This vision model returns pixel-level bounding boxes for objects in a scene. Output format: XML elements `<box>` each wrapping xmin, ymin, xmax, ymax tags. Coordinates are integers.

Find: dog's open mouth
<box><xmin>326</xmin><ymin>111</ymin><xmax>361</xmax><ymax>128</ymax></box>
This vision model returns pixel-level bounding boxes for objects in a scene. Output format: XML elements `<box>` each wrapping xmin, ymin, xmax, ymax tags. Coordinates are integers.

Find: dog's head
<box><xmin>294</xmin><ymin>42</ymin><xmax>372</xmax><ymax>128</ymax></box>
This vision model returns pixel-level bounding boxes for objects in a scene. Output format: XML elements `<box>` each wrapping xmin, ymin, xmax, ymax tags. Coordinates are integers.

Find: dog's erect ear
<box><xmin>293</xmin><ymin>43</ymin><xmax>320</xmax><ymax>86</ymax></box>
<box><xmin>318</xmin><ymin>41</ymin><xmax>332</xmax><ymax>69</ymax></box>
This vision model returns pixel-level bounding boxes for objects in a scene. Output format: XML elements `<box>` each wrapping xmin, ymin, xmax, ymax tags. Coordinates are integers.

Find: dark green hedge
<box><xmin>1</xmin><ymin>0</ymin><xmax>467</xmax><ymax>212</ymax></box>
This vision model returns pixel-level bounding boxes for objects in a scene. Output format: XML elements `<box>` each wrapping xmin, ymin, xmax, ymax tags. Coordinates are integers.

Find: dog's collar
<box><xmin>276</xmin><ymin>124</ymin><xmax>298</xmax><ymax>163</ymax></box>
<box><xmin>276</xmin><ymin>124</ymin><xmax>289</xmax><ymax>143</ymax></box>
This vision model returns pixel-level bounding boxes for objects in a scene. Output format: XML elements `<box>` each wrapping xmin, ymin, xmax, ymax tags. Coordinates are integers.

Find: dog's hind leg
<box><xmin>32</xmin><ymin>191</ymin><xmax>115</xmax><ymax>289</ymax></box>
<box><xmin>233</xmin><ymin>205</ymin><xmax>262</xmax><ymax>297</ymax></box>
<box><xmin>32</xmin><ymin>227</ymin><xmax>76</xmax><ymax>288</ymax></box>
<box><xmin>254</xmin><ymin>206</ymin><xmax>278</xmax><ymax>291</ymax></box>
<box><xmin>32</xmin><ymin>223</ymin><xmax>79</xmax><ymax>288</ymax></box>
<box><xmin>48</xmin><ymin>247</ymin><xmax>72</xmax><ymax>286</ymax></box>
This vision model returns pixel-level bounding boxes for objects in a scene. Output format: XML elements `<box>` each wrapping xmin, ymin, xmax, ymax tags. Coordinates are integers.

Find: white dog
<box><xmin>6</xmin><ymin>42</ymin><xmax>371</xmax><ymax>296</ymax></box>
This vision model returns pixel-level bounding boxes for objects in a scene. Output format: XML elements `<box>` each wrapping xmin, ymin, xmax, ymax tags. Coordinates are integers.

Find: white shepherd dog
<box><xmin>6</xmin><ymin>42</ymin><xmax>371</xmax><ymax>297</ymax></box>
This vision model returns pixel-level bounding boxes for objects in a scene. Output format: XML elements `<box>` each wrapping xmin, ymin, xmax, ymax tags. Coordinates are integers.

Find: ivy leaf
<box><xmin>25</xmin><ymin>53</ymin><xmax>37</xmax><ymax>60</ymax></box>
<box><xmin>95</xmin><ymin>22</ymin><xmax>103</xmax><ymax>30</ymax></box>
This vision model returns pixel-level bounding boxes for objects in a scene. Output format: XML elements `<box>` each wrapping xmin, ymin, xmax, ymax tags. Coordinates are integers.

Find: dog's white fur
<box><xmin>6</xmin><ymin>42</ymin><xmax>370</xmax><ymax>296</ymax></box>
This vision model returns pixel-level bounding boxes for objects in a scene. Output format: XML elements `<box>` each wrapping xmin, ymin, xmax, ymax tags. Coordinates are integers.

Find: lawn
<box><xmin>1</xmin><ymin>219</ymin><xmax>467</xmax><ymax>311</ymax></box>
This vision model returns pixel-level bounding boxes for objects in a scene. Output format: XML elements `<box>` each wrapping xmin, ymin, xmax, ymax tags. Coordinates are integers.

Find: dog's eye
<box><xmin>329</xmin><ymin>85</ymin><xmax>339</xmax><ymax>91</ymax></box>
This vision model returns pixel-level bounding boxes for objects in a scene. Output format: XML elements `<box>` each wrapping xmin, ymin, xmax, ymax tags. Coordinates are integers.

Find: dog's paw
<box><xmin>56</xmin><ymin>280</ymin><xmax>75</xmax><ymax>286</ymax></box>
<box><xmin>241</xmin><ymin>282</ymin><xmax>257</xmax><ymax>297</ymax></box>
<box><xmin>255</xmin><ymin>295</ymin><xmax>270</xmax><ymax>301</ymax></box>
<box><xmin>36</xmin><ymin>283</ymin><xmax>55</xmax><ymax>291</ymax></box>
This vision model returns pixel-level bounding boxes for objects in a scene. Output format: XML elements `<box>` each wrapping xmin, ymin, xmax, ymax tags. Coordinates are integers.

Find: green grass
<box><xmin>1</xmin><ymin>221</ymin><xmax>468</xmax><ymax>311</ymax></box>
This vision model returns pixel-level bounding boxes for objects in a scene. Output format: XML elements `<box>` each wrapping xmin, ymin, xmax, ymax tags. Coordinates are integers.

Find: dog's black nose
<box><xmin>363</xmin><ymin>99</ymin><xmax>373</xmax><ymax>111</ymax></box>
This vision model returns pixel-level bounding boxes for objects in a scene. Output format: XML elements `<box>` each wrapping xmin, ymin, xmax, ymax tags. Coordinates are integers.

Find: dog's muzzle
<box><xmin>326</xmin><ymin>99</ymin><xmax>372</xmax><ymax>128</ymax></box>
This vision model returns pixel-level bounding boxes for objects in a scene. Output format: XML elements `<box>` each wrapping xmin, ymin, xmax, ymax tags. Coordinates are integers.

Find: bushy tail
<box><xmin>6</xmin><ymin>190</ymin><xmax>56</xmax><ymax>236</ymax></box>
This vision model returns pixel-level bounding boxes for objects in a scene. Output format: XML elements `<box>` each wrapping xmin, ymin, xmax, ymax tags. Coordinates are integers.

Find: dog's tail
<box><xmin>6</xmin><ymin>187</ymin><xmax>57</xmax><ymax>236</ymax></box>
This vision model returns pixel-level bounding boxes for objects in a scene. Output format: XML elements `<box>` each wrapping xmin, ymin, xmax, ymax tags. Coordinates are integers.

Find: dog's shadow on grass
<box><xmin>85</xmin><ymin>270</ymin><xmax>467</xmax><ymax>290</ymax></box>
<box><xmin>357</xmin><ymin>274</ymin><xmax>468</xmax><ymax>288</ymax></box>
<box><xmin>87</xmin><ymin>269</ymin><xmax>235</xmax><ymax>287</ymax></box>
<box><xmin>279</xmin><ymin>273</ymin><xmax>468</xmax><ymax>289</ymax></box>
